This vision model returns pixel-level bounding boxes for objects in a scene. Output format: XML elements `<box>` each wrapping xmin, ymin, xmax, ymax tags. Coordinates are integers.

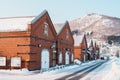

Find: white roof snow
<box><xmin>0</xmin><ymin>10</ymin><xmax>48</xmax><ymax>32</ymax></box>
<box><xmin>73</xmin><ymin>34</ymin><xmax>84</xmax><ymax>46</ymax></box>
<box><xmin>87</xmin><ymin>39</ymin><xmax>92</xmax><ymax>47</ymax></box>
<box><xmin>0</xmin><ymin>16</ymin><xmax>35</xmax><ymax>32</ymax></box>
<box><xmin>30</xmin><ymin>10</ymin><xmax>48</xmax><ymax>24</ymax></box>
<box><xmin>54</xmin><ymin>26</ymin><xmax>64</xmax><ymax>35</ymax></box>
<box><xmin>54</xmin><ymin>21</ymin><xmax>68</xmax><ymax>35</ymax></box>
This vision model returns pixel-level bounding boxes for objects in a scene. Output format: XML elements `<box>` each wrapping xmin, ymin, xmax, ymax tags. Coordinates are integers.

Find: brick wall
<box><xmin>0</xmin><ymin>32</ymin><xmax>30</xmax><ymax>69</ymax></box>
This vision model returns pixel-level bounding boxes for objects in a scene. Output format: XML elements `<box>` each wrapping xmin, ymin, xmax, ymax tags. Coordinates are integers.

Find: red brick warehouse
<box><xmin>55</xmin><ymin>21</ymin><xmax>74</xmax><ymax>65</ymax></box>
<box><xmin>0</xmin><ymin>10</ymin><xmax>74</xmax><ymax>70</ymax></box>
<box><xmin>73</xmin><ymin>34</ymin><xmax>88</xmax><ymax>62</ymax></box>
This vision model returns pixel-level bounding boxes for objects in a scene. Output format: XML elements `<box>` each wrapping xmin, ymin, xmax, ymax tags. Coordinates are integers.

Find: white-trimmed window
<box><xmin>11</xmin><ymin>57</ymin><xmax>21</xmax><ymax>67</ymax></box>
<box><xmin>0</xmin><ymin>57</ymin><xmax>6</xmax><ymax>66</ymax></box>
<box><xmin>59</xmin><ymin>52</ymin><xmax>62</xmax><ymax>64</ymax></box>
<box><xmin>44</xmin><ymin>22</ymin><xmax>48</xmax><ymax>36</ymax></box>
<box><xmin>71</xmin><ymin>53</ymin><xmax>74</xmax><ymax>62</ymax></box>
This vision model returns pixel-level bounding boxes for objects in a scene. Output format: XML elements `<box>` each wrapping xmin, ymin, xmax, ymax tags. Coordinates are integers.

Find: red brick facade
<box><xmin>56</xmin><ymin>21</ymin><xmax>74</xmax><ymax>65</ymax></box>
<box><xmin>0</xmin><ymin>32</ymin><xmax>31</xmax><ymax>69</ymax></box>
<box><xmin>74</xmin><ymin>35</ymin><xmax>100</xmax><ymax>62</ymax></box>
<box><xmin>74</xmin><ymin>34</ymin><xmax>88</xmax><ymax>62</ymax></box>
<box><xmin>27</xmin><ymin>11</ymin><xmax>57</xmax><ymax>70</ymax></box>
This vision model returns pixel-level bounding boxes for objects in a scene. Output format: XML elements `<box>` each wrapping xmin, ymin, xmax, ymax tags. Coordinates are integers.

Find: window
<box><xmin>71</xmin><ymin>53</ymin><xmax>74</xmax><ymax>62</ymax></box>
<box><xmin>66</xmin><ymin>29</ymin><xmax>69</xmax><ymax>40</ymax></box>
<box><xmin>44</xmin><ymin>22</ymin><xmax>48</xmax><ymax>36</ymax></box>
<box><xmin>59</xmin><ymin>52</ymin><xmax>62</xmax><ymax>64</ymax></box>
<box><xmin>0</xmin><ymin>57</ymin><xmax>6</xmax><ymax>66</ymax></box>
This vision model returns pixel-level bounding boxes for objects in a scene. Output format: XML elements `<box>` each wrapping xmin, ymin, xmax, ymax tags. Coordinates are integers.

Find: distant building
<box><xmin>73</xmin><ymin>34</ymin><xmax>88</xmax><ymax>62</ymax></box>
<box><xmin>87</xmin><ymin>39</ymin><xmax>100</xmax><ymax>60</ymax></box>
<box><xmin>87</xmin><ymin>39</ymin><xmax>94</xmax><ymax>60</ymax></box>
<box><xmin>93</xmin><ymin>41</ymin><xmax>100</xmax><ymax>59</ymax></box>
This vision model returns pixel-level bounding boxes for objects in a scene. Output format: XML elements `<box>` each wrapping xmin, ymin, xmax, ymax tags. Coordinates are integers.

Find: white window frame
<box><xmin>71</xmin><ymin>53</ymin><xmax>74</xmax><ymax>62</ymax></box>
<box><xmin>59</xmin><ymin>52</ymin><xmax>62</xmax><ymax>64</ymax></box>
<box><xmin>11</xmin><ymin>57</ymin><xmax>21</xmax><ymax>67</ymax></box>
<box><xmin>44</xmin><ymin>22</ymin><xmax>49</xmax><ymax>36</ymax></box>
<box><xmin>0</xmin><ymin>57</ymin><xmax>6</xmax><ymax>66</ymax></box>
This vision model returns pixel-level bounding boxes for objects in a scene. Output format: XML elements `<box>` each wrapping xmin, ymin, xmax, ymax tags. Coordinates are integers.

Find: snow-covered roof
<box><xmin>54</xmin><ymin>21</ymin><xmax>68</xmax><ymax>35</ymax></box>
<box><xmin>87</xmin><ymin>39</ymin><xmax>92</xmax><ymax>47</ymax></box>
<box><xmin>0</xmin><ymin>16</ymin><xmax>35</xmax><ymax>32</ymax></box>
<box><xmin>54</xmin><ymin>26</ymin><xmax>63</xmax><ymax>34</ymax></box>
<box><xmin>30</xmin><ymin>10</ymin><xmax>48</xmax><ymax>24</ymax></box>
<box><xmin>93</xmin><ymin>41</ymin><xmax>96</xmax><ymax>47</ymax></box>
<box><xmin>0</xmin><ymin>10</ymin><xmax>48</xmax><ymax>32</ymax></box>
<box><xmin>73</xmin><ymin>34</ymin><xmax>84</xmax><ymax>46</ymax></box>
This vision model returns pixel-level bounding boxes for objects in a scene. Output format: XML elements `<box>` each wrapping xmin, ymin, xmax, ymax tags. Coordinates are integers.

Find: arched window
<box><xmin>44</xmin><ymin>22</ymin><xmax>48</xmax><ymax>36</ymax></box>
<box><xmin>59</xmin><ymin>52</ymin><xmax>62</xmax><ymax>64</ymax></box>
<box><xmin>71</xmin><ymin>53</ymin><xmax>74</xmax><ymax>62</ymax></box>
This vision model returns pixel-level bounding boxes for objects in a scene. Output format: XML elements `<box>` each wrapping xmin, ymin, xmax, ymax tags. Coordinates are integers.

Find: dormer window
<box><xmin>44</xmin><ymin>22</ymin><xmax>48</xmax><ymax>36</ymax></box>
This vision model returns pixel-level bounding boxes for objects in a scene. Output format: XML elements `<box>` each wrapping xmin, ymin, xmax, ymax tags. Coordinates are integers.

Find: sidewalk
<box><xmin>0</xmin><ymin>59</ymin><xmax>103</xmax><ymax>76</ymax></box>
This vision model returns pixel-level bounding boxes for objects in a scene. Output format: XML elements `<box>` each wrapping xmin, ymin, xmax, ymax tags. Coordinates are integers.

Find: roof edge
<box><xmin>0</xmin><ymin>16</ymin><xmax>35</xmax><ymax>19</ymax></box>
<box><xmin>29</xmin><ymin>10</ymin><xmax>48</xmax><ymax>24</ymax></box>
<box><xmin>57</xmin><ymin>20</ymin><xmax>68</xmax><ymax>35</ymax></box>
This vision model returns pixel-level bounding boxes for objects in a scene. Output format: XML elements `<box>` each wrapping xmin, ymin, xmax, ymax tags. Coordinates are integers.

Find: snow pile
<box><xmin>74</xmin><ymin>59</ymin><xmax>82</xmax><ymax>65</ymax></box>
<box><xmin>43</xmin><ymin>65</ymin><xmax>78</xmax><ymax>75</ymax></box>
<box><xmin>0</xmin><ymin>68</ymin><xmax>40</xmax><ymax>75</ymax></box>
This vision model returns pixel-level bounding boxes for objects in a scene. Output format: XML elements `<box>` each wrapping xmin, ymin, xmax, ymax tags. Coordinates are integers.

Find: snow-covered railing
<box><xmin>40</xmin><ymin>65</ymin><xmax>71</xmax><ymax>73</ymax></box>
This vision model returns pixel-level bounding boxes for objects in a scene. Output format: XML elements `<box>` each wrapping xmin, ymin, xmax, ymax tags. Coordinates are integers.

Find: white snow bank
<box><xmin>0</xmin><ymin>59</ymin><xmax>102</xmax><ymax>75</ymax></box>
<box><xmin>0</xmin><ymin>68</ymin><xmax>40</xmax><ymax>75</ymax></box>
<box><xmin>44</xmin><ymin>59</ymin><xmax>102</xmax><ymax>75</ymax></box>
<box><xmin>74</xmin><ymin>59</ymin><xmax>82</xmax><ymax>65</ymax></box>
<box><xmin>0</xmin><ymin>59</ymin><xmax>104</xmax><ymax>80</ymax></box>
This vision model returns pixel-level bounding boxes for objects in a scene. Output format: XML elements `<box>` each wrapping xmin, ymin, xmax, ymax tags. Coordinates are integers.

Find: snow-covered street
<box><xmin>80</xmin><ymin>57</ymin><xmax>120</xmax><ymax>80</ymax></box>
<box><xmin>0</xmin><ymin>58</ymin><xmax>120</xmax><ymax>80</ymax></box>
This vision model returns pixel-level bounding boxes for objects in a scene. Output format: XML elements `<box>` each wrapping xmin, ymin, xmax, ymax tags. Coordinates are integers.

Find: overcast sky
<box><xmin>0</xmin><ymin>0</ymin><xmax>119</xmax><ymax>23</ymax></box>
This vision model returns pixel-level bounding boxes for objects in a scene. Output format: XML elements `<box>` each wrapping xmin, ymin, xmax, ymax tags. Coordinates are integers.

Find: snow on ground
<box><xmin>0</xmin><ymin>59</ymin><xmax>102</xmax><ymax>80</ymax></box>
<box><xmin>80</xmin><ymin>57</ymin><xmax>120</xmax><ymax>80</ymax></box>
<box><xmin>2</xmin><ymin>58</ymin><xmax>120</xmax><ymax>80</ymax></box>
<box><xmin>103</xmin><ymin>57</ymin><xmax>120</xmax><ymax>80</ymax></box>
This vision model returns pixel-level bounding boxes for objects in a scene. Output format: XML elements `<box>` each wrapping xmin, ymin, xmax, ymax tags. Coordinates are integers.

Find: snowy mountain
<box><xmin>54</xmin><ymin>13</ymin><xmax>120</xmax><ymax>41</ymax></box>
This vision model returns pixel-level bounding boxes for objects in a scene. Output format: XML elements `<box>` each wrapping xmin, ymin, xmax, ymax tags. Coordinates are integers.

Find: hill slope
<box><xmin>54</xmin><ymin>13</ymin><xmax>120</xmax><ymax>41</ymax></box>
